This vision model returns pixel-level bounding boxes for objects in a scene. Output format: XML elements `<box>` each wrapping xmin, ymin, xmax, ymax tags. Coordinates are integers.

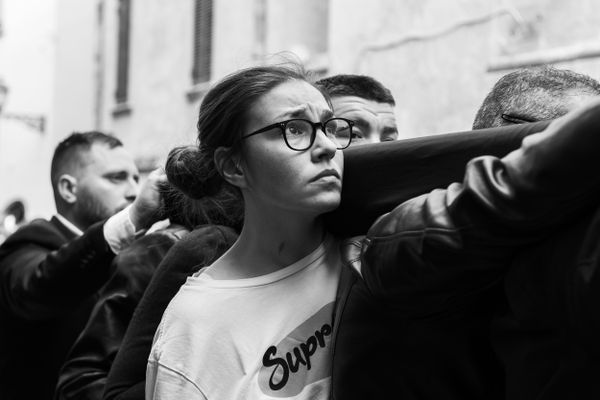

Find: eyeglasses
<box><xmin>501</xmin><ymin>113</ymin><xmax>535</xmax><ymax>124</ymax></box>
<box><xmin>241</xmin><ymin>118</ymin><xmax>355</xmax><ymax>151</ymax></box>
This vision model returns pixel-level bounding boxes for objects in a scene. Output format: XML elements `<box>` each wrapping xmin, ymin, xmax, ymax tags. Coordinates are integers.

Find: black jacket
<box><xmin>0</xmin><ymin>217</ymin><xmax>115</xmax><ymax>400</ymax></box>
<box><xmin>55</xmin><ymin>225</ymin><xmax>190</xmax><ymax>400</ymax></box>
<box><xmin>491</xmin><ymin>205</ymin><xmax>600</xmax><ymax>400</ymax></box>
<box><xmin>331</xmin><ymin>102</ymin><xmax>600</xmax><ymax>399</ymax></box>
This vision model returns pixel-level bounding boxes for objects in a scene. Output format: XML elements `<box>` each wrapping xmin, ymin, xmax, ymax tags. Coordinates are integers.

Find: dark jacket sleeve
<box><xmin>54</xmin><ymin>230</ymin><xmax>184</xmax><ymax>400</ymax></box>
<box><xmin>103</xmin><ymin>225</ymin><xmax>238</xmax><ymax>400</ymax></box>
<box><xmin>325</xmin><ymin>120</ymin><xmax>549</xmax><ymax>236</ymax></box>
<box><xmin>361</xmin><ymin>100</ymin><xmax>600</xmax><ymax>317</ymax></box>
<box><xmin>0</xmin><ymin>220</ymin><xmax>114</xmax><ymax>320</ymax></box>
<box><xmin>567</xmin><ymin>204</ymin><xmax>600</xmax><ymax>353</ymax></box>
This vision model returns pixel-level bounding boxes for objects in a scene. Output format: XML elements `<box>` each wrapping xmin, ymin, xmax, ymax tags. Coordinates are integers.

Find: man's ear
<box><xmin>57</xmin><ymin>174</ymin><xmax>78</xmax><ymax>204</ymax></box>
<box><xmin>214</xmin><ymin>147</ymin><xmax>246</xmax><ymax>189</ymax></box>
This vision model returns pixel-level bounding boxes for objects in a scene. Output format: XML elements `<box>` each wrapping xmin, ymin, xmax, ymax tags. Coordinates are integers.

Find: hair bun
<box><xmin>165</xmin><ymin>146</ymin><xmax>222</xmax><ymax>199</ymax></box>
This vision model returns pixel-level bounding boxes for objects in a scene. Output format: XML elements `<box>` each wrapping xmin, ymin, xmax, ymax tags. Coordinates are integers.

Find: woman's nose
<box><xmin>311</xmin><ymin>127</ymin><xmax>338</xmax><ymax>160</ymax></box>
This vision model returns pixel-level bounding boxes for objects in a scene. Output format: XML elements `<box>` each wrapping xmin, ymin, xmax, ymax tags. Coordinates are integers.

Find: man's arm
<box><xmin>360</xmin><ymin>100</ymin><xmax>600</xmax><ymax>316</ymax></box>
<box><xmin>0</xmin><ymin>221</ymin><xmax>114</xmax><ymax>319</ymax></box>
<box><xmin>54</xmin><ymin>231</ymin><xmax>181</xmax><ymax>400</ymax></box>
<box><xmin>0</xmin><ymin>168</ymin><xmax>167</xmax><ymax>320</ymax></box>
<box><xmin>326</xmin><ymin>120</ymin><xmax>549</xmax><ymax>236</ymax></box>
<box><xmin>567</xmin><ymin>204</ymin><xmax>600</xmax><ymax>353</ymax></box>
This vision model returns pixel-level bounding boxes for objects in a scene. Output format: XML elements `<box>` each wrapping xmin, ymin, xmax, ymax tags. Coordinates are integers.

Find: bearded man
<box><xmin>0</xmin><ymin>131</ymin><xmax>165</xmax><ymax>400</ymax></box>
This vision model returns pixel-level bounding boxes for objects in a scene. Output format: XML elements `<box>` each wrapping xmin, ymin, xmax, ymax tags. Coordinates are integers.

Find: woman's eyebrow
<box><xmin>279</xmin><ymin>106</ymin><xmax>334</xmax><ymax>120</ymax></box>
<box><xmin>275</xmin><ymin>105</ymin><xmax>308</xmax><ymax>119</ymax></box>
<box><xmin>288</xmin><ymin>109</ymin><xmax>307</xmax><ymax>118</ymax></box>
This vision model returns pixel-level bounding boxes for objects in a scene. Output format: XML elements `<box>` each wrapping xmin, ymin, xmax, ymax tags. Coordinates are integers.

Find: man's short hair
<box><xmin>473</xmin><ymin>66</ymin><xmax>600</xmax><ymax>129</ymax></box>
<box><xmin>316</xmin><ymin>74</ymin><xmax>396</xmax><ymax>106</ymax></box>
<box><xmin>50</xmin><ymin>131</ymin><xmax>123</xmax><ymax>189</ymax></box>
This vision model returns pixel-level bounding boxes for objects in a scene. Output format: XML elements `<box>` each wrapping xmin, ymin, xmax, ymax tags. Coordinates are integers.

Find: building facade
<box><xmin>2</xmin><ymin>0</ymin><xmax>600</xmax><ymax>219</ymax></box>
<box><xmin>0</xmin><ymin>0</ymin><xmax>56</xmax><ymax>220</ymax></box>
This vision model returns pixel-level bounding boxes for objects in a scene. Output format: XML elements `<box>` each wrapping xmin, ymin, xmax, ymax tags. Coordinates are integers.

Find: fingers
<box><xmin>130</xmin><ymin>168</ymin><xmax>168</xmax><ymax>230</ymax></box>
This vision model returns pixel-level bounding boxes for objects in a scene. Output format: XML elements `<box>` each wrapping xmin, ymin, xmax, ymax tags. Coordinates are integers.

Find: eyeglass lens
<box><xmin>284</xmin><ymin>119</ymin><xmax>352</xmax><ymax>150</ymax></box>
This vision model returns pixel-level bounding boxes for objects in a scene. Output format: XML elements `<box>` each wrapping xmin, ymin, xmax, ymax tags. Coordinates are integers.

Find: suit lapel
<box><xmin>50</xmin><ymin>216</ymin><xmax>79</xmax><ymax>241</ymax></box>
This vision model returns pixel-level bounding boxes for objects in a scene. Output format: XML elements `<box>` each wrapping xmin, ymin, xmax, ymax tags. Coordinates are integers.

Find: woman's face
<box><xmin>240</xmin><ymin>79</ymin><xmax>344</xmax><ymax>217</ymax></box>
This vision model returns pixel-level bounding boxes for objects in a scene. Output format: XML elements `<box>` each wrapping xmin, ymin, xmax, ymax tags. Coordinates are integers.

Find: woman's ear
<box><xmin>57</xmin><ymin>174</ymin><xmax>78</xmax><ymax>204</ymax></box>
<box><xmin>214</xmin><ymin>147</ymin><xmax>247</xmax><ymax>189</ymax></box>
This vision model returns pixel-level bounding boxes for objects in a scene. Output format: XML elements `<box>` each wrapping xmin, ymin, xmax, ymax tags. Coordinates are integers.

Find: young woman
<box><xmin>146</xmin><ymin>62</ymin><xmax>600</xmax><ymax>400</ymax></box>
<box><xmin>146</xmin><ymin>64</ymin><xmax>354</xmax><ymax>399</ymax></box>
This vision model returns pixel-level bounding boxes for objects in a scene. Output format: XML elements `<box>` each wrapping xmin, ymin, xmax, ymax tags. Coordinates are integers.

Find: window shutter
<box><xmin>192</xmin><ymin>0</ymin><xmax>213</xmax><ymax>84</ymax></box>
<box><xmin>115</xmin><ymin>0</ymin><xmax>131</xmax><ymax>103</ymax></box>
<box><xmin>0</xmin><ymin>0</ymin><xmax>4</xmax><ymax>38</ymax></box>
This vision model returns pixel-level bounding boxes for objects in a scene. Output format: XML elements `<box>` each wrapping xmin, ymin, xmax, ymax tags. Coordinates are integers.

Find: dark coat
<box><xmin>55</xmin><ymin>225</ymin><xmax>190</xmax><ymax>400</ymax></box>
<box><xmin>331</xmin><ymin>106</ymin><xmax>600</xmax><ymax>399</ymax></box>
<box><xmin>0</xmin><ymin>217</ymin><xmax>115</xmax><ymax>400</ymax></box>
<box><xmin>492</xmin><ymin>206</ymin><xmax>600</xmax><ymax>400</ymax></box>
<box><xmin>327</xmin><ymin>121</ymin><xmax>548</xmax><ymax>400</ymax></box>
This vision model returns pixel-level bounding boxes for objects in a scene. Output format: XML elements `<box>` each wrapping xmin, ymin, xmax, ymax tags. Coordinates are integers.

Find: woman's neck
<box><xmin>211</xmin><ymin>205</ymin><xmax>325</xmax><ymax>279</ymax></box>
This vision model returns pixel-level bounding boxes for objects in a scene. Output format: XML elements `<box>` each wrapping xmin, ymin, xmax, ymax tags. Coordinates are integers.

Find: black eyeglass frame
<box><xmin>241</xmin><ymin>118</ymin><xmax>355</xmax><ymax>151</ymax></box>
<box><xmin>501</xmin><ymin>113</ymin><xmax>535</xmax><ymax>124</ymax></box>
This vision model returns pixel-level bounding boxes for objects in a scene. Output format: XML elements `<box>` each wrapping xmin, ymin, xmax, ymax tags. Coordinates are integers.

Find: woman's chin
<box><xmin>311</xmin><ymin>194</ymin><xmax>342</xmax><ymax>214</ymax></box>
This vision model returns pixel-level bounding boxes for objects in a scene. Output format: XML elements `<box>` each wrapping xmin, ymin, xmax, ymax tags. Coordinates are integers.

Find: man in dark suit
<box><xmin>54</xmin><ymin>146</ymin><xmax>243</xmax><ymax>400</ymax></box>
<box><xmin>0</xmin><ymin>131</ymin><xmax>165</xmax><ymax>400</ymax></box>
<box><xmin>473</xmin><ymin>66</ymin><xmax>600</xmax><ymax>400</ymax></box>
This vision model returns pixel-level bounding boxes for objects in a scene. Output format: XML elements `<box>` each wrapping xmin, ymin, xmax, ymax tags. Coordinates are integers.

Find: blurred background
<box><xmin>1</xmin><ymin>0</ymin><xmax>600</xmax><ymax>223</ymax></box>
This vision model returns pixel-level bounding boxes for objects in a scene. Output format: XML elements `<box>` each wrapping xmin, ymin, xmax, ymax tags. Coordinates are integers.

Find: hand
<box><xmin>129</xmin><ymin>168</ymin><xmax>167</xmax><ymax>230</ymax></box>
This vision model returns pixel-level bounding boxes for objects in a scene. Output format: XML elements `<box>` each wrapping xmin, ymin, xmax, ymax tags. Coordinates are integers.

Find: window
<box><xmin>192</xmin><ymin>0</ymin><xmax>213</xmax><ymax>84</ymax></box>
<box><xmin>115</xmin><ymin>0</ymin><xmax>131</xmax><ymax>104</ymax></box>
<box><xmin>0</xmin><ymin>0</ymin><xmax>4</xmax><ymax>38</ymax></box>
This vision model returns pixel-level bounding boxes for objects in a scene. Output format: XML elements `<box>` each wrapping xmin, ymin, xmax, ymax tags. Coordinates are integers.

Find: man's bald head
<box><xmin>473</xmin><ymin>66</ymin><xmax>600</xmax><ymax>129</ymax></box>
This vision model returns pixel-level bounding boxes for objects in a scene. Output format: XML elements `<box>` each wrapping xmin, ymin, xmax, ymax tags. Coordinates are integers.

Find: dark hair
<box><xmin>473</xmin><ymin>66</ymin><xmax>600</xmax><ymax>129</ymax></box>
<box><xmin>167</xmin><ymin>63</ymin><xmax>326</xmax><ymax>212</ymax></box>
<box><xmin>315</xmin><ymin>74</ymin><xmax>396</xmax><ymax>106</ymax></box>
<box><xmin>162</xmin><ymin>146</ymin><xmax>243</xmax><ymax>230</ymax></box>
<box><xmin>50</xmin><ymin>131</ymin><xmax>123</xmax><ymax>189</ymax></box>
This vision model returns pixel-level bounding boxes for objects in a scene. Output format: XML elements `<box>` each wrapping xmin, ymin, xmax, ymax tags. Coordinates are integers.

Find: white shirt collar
<box><xmin>54</xmin><ymin>214</ymin><xmax>84</xmax><ymax>237</ymax></box>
